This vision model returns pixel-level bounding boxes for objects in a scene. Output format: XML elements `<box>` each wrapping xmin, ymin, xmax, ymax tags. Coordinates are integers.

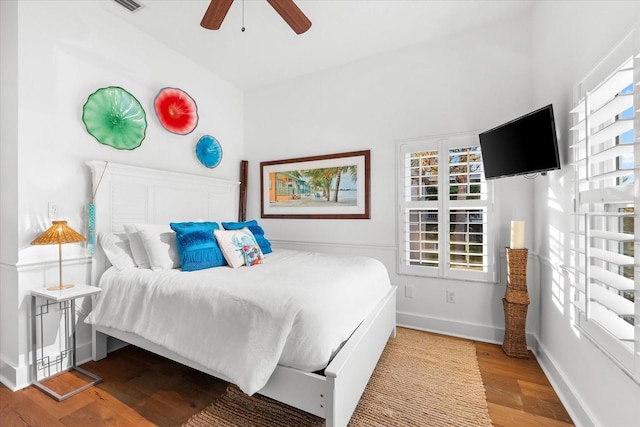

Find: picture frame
<box><xmin>260</xmin><ymin>150</ymin><xmax>370</xmax><ymax>219</ymax></box>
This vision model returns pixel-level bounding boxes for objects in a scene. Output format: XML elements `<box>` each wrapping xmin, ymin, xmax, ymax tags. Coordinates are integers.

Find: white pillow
<box><xmin>123</xmin><ymin>224</ymin><xmax>151</xmax><ymax>269</ymax></box>
<box><xmin>135</xmin><ymin>224</ymin><xmax>180</xmax><ymax>271</ymax></box>
<box><xmin>213</xmin><ymin>228</ymin><xmax>263</xmax><ymax>269</ymax></box>
<box><xmin>98</xmin><ymin>232</ymin><xmax>136</xmax><ymax>271</ymax></box>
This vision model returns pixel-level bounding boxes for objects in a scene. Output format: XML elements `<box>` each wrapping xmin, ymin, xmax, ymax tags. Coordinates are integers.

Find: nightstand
<box><xmin>30</xmin><ymin>284</ymin><xmax>103</xmax><ymax>401</ymax></box>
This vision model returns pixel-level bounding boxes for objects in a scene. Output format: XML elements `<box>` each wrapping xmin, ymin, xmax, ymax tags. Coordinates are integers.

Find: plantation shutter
<box><xmin>397</xmin><ymin>134</ymin><xmax>495</xmax><ymax>283</ymax></box>
<box><xmin>570</xmin><ymin>43</ymin><xmax>639</xmax><ymax>378</ymax></box>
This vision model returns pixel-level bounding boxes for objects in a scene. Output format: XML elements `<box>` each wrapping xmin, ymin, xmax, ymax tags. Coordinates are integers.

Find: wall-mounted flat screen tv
<box><xmin>478</xmin><ymin>104</ymin><xmax>560</xmax><ymax>180</ymax></box>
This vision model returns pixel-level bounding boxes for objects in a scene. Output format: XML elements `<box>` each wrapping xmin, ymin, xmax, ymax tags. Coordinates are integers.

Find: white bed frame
<box><xmin>87</xmin><ymin>160</ymin><xmax>397</xmax><ymax>427</ymax></box>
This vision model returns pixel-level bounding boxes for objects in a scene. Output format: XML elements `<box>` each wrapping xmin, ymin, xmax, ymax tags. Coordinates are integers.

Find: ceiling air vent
<box><xmin>113</xmin><ymin>0</ymin><xmax>144</xmax><ymax>13</ymax></box>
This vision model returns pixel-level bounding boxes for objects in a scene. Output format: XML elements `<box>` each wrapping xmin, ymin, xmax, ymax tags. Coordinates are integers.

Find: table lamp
<box><xmin>31</xmin><ymin>220</ymin><xmax>86</xmax><ymax>291</ymax></box>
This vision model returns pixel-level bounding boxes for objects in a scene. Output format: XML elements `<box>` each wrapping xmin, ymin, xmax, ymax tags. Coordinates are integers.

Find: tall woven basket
<box><xmin>502</xmin><ymin>248</ymin><xmax>529</xmax><ymax>359</ymax></box>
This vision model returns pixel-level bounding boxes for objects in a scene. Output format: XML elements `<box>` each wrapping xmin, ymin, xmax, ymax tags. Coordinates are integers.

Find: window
<box><xmin>569</xmin><ymin>34</ymin><xmax>639</xmax><ymax>381</ymax></box>
<box><xmin>397</xmin><ymin>134</ymin><xmax>496</xmax><ymax>283</ymax></box>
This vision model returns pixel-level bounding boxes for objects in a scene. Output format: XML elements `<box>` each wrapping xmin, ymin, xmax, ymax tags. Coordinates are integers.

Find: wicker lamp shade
<box><xmin>31</xmin><ymin>221</ymin><xmax>86</xmax><ymax>291</ymax></box>
<box><xmin>31</xmin><ymin>221</ymin><xmax>86</xmax><ymax>246</ymax></box>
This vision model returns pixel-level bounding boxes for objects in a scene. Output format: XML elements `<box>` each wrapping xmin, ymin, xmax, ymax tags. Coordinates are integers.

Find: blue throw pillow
<box><xmin>169</xmin><ymin>221</ymin><xmax>227</xmax><ymax>271</ymax></box>
<box><xmin>221</xmin><ymin>220</ymin><xmax>273</xmax><ymax>255</ymax></box>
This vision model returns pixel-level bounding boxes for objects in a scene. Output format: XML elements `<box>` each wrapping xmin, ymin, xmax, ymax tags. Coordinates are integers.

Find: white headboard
<box><xmin>87</xmin><ymin>160</ymin><xmax>240</xmax><ymax>284</ymax></box>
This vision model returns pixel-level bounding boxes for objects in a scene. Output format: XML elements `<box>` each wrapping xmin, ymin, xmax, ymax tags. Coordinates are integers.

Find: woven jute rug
<box><xmin>183</xmin><ymin>327</ymin><xmax>492</xmax><ymax>426</ymax></box>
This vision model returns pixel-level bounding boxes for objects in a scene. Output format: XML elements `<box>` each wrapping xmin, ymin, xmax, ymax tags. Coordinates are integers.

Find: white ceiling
<box><xmin>109</xmin><ymin>0</ymin><xmax>534</xmax><ymax>91</ymax></box>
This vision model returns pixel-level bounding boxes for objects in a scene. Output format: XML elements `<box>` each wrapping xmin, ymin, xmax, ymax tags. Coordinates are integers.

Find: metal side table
<box><xmin>31</xmin><ymin>284</ymin><xmax>103</xmax><ymax>401</ymax></box>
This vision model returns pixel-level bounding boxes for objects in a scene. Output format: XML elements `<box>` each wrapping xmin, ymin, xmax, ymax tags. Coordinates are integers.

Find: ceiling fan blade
<box><xmin>266</xmin><ymin>0</ymin><xmax>312</xmax><ymax>34</ymax></box>
<box><xmin>200</xmin><ymin>0</ymin><xmax>234</xmax><ymax>30</ymax></box>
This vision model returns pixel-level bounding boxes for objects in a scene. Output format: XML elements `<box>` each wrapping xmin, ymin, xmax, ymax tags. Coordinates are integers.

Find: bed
<box><xmin>85</xmin><ymin>160</ymin><xmax>397</xmax><ymax>427</ymax></box>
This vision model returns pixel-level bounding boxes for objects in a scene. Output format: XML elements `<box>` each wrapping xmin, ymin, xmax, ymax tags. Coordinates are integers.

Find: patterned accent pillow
<box><xmin>214</xmin><ymin>228</ymin><xmax>264</xmax><ymax>268</ymax></box>
<box><xmin>170</xmin><ymin>221</ymin><xmax>227</xmax><ymax>271</ymax></box>
<box><xmin>242</xmin><ymin>241</ymin><xmax>264</xmax><ymax>266</ymax></box>
<box><xmin>221</xmin><ymin>220</ymin><xmax>272</xmax><ymax>254</ymax></box>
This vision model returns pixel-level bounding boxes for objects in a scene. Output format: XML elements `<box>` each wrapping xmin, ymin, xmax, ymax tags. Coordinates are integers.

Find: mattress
<box><xmin>85</xmin><ymin>249</ymin><xmax>392</xmax><ymax>395</ymax></box>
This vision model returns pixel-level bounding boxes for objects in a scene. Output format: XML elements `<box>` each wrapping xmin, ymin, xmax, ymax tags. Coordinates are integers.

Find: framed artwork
<box><xmin>260</xmin><ymin>150</ymin><xmax>370</xmax><ymax>219</ymax></box>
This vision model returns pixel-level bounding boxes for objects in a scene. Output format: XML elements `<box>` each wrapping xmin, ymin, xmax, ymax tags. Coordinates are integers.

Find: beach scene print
<box><xmin>268</xmin><ymin>165</ymin><xmax>358</xmax><ymax>208</ymax></box>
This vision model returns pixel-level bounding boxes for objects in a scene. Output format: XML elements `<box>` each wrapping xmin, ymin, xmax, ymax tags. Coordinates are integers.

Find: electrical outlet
<box><xmin>405</xmin><ymin>285</ymin><xmax>413</xmax><ymax>298</ymax></box>
<box><xmin>446</xmin><ymin>290</ymin><xmax>455</xmax><ymax>304</ymax></box>
<box><xmin>48</xmin><ymin>202</ymin><xmax>59</xmax><ymax>219</ymax></box>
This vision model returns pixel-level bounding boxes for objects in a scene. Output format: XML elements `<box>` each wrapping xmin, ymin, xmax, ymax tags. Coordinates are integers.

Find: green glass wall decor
<box><xmin>82</xmin><ymin>86</ymin><xmax>147</xmax><ymax>150</ymax></box>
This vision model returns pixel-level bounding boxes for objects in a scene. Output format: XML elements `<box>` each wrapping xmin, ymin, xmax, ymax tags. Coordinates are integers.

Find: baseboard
<box><xmin>75</xmin><ymin>340</ymin><xmax>95</xmax><ymax>366</ymax></box>
<box><xmin>396</xmin><ymin>310</ymin><xmax>537</xmax><ymax>349</ymax></box>
<box><xmin>0</xmin><ymin>374</ymin><xmax>19</xmax><ymax>392</ymax></box>
<box><xmin>532</xmin><ymin>339</ymin><xmax>595</xmax><ymax>427</ymax></box>
<box><xmin>0</xmin><ymin>358</ymin><xmax>28</xmax><ymax>391</ymax></box>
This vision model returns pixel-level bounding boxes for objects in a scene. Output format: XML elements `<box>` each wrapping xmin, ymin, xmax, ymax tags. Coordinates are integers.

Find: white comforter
<box><xmin>86</xmin><ymin>249</ymin><xmax>391</xmax><ymax>395</ymax></box>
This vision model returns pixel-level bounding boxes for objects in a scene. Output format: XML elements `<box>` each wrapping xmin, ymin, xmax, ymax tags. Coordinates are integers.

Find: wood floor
<box><xmin>1</xmin><ymin>333</ymin><xmax>573</xmax><ymax>427</ymax></box>
<box><xmin>475</xmin><ymin>341</ymin><xmax>573</xmax><ymax>427</ymax></box>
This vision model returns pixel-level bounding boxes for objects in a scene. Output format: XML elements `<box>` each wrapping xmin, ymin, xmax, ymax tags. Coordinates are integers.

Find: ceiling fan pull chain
<box><xmin>241</xmin><ymin>0</ymin><xmax>245</xmax><ymax>32</ymax></box>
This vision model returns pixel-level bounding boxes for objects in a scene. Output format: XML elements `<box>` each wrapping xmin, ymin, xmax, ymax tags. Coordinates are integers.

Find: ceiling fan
<box><xmin>201</xmin><ymin>0</ymin><xmax>312</xmax><ymax>34</ymax></box>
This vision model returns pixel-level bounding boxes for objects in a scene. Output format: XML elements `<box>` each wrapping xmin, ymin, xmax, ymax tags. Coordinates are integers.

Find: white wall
<box><xmin>531</xmin><ymin>2</ymin><xmax>640</xmax><ymax>426</ymax></box>
<box><xmin>245</xmin><ymin>16</ymin><xmax>539</xmax><ymax>344</ymax></box>
<box><xmin>0</xmin><ymin>0</ymin><xmax>244</xmax><ymax>390</ymax></box>
<box><xmin>0</xmin><ymin>0</ymin><xmax>20</xmax><ymax>391</ymax></box>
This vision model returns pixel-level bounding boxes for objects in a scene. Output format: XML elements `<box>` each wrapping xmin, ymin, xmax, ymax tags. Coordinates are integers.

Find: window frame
<box><xmin>396</xmin><ymin>133</ymin><xmax>497</xmax><ymax>283</ymax></box>
<box><xmin>569</xmin><ymin>30</ymin><xmax>640</xmax><ymax>383</ymax></box>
